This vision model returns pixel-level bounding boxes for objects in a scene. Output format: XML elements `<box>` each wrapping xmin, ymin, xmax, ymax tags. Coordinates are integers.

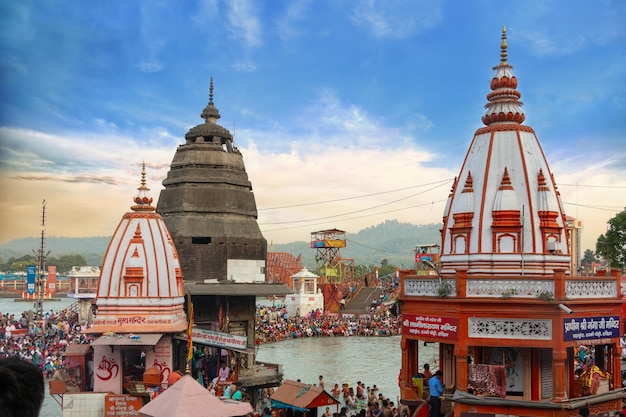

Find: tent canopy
<box><xmin>270</xmin><ymin>379</ymin><xmax>340</xmax><ymax>411</ymax></box>
<box><xmin>270</xmin><ymin>400</ymin><xmax>309</xmax><ymax>412</ymax></box>
<box><xmin>139</xmin><ymin>374</ymin><xmax>253</xmax><ymax>417</ymax></box>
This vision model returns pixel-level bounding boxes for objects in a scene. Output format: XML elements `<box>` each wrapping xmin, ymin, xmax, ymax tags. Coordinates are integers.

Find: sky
<box><xmin>0</xmin><ymin>0</ymin><xmax>625</xmax><ymax>254</ymax></box>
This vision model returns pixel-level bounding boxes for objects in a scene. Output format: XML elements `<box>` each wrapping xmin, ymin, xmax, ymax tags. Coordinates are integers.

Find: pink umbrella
<box><xmin>139</xmin><ymin>374</ymin><xmax>253</xmax><ymax>417</ymax></box>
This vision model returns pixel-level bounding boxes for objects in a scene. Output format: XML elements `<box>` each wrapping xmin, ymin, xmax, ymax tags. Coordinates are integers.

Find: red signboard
<box><xmin>47</xmin><ymin>266</ymin><xmax>57</xmax><ymax>293</ymax></box>
<box><xmin>105</xmin><ymin>394</ymin><xmax>143</xmax><ymax>417</ymax></box>
<box><xmin>402</xmin><ymin>314</ymin><xmax>459</xmax><ymax>340</ymax></box>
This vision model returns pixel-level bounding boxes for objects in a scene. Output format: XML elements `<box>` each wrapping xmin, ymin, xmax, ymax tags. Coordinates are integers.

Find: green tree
<box><xmin>47</xmin><ymin>254</ymin><xmax>87</xmax><ymax>274</ymax></box>
<box><xmin>581</xmin><ymin>249</ymin><xmax>597</xmax><ymax>265</ymax></box>
<box><xmin>595</xmin><ymin>208</ymin><xmax>626</xmax><ymax>270</ymax></box>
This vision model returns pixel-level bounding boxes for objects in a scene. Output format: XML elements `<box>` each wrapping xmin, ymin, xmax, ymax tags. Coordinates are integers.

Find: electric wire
<box><xmin>258</xmin><ymin>178</ymin><xmax>452</xmax><ymax>210</ymax></box>
<box><xmin>259</xmin><ymin>180</ymin><xmax>452</xmax><ymax>225</ymax></box>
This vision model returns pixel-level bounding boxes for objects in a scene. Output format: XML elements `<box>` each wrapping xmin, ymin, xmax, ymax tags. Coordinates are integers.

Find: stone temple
<box><xmin>156</xmin><ymin>79</ymin><xmax>267</xmax><ymax>284</ymax></box>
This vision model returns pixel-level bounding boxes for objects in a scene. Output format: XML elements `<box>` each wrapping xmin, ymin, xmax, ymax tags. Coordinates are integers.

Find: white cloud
<box><xmin>226</xmin><ymin>0</ymin><xmax>263</xmax><ymax>47</ymax></box>
<box><xmin>518</xmin><ymin>30</ymin><xmax>587</xmax><ymax>57</ymax></box>
<box><xmin>350</xmin><ymin>0</ymin><xmax>442</xmax><ymax>39</ymax></box>
<box><xmin>232</xmin><ymin>60</ymin><xmax>257</xmax><ymax>73</ymax></box>
<box><xmin>137</xmin><ymin>61</ymin><xmax>163</xmax><ymax>73</ymax></box>
<box><xmin>274</xmin><ymin>0</ymin><xmax>311</xmax><ymax>41</ymax></box>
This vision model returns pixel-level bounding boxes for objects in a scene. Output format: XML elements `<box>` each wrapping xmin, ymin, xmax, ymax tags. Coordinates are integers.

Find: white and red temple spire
<box><xmin>439</xmin><ymin>28</ymin><xmax>570</xmax><ymax>277</ymax></box>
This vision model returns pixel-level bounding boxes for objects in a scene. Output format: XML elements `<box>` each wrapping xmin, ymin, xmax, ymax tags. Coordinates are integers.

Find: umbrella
<box><xmin>139</xmin><ymin>374</ymin><xmax>253</xmax><ymax>417</ymax></box>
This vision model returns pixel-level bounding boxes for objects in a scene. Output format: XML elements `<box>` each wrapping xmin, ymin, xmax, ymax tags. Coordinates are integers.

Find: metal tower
<box><xmin>33</xmin><ymin>200</ymin><xmax>50</xmax><ymax>319</ymax></box>
<box><xmin>310</xmin><ymin>228</ymin><xmax>354</xmax><ymax>283</ymax></box>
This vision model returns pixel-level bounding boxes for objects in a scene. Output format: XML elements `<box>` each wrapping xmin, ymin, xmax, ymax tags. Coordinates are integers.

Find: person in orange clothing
<box><xmin>167</xmin><ymin>369</ymin><xmax>182</xmax><ymax>387</ymax></box>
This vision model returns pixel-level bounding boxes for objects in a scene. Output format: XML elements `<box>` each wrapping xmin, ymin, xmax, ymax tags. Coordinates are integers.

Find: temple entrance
<box><xmin>571</xmin><ymin>344</ymin><xmax>613</xmax><ymax>397</ymax></box>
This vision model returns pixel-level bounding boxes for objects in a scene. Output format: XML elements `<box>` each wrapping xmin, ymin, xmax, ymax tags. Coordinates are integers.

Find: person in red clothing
<box><xmin>167</xmin><ymin>369</ymin><xmax>182</xmax><ymax>387</ymax></box>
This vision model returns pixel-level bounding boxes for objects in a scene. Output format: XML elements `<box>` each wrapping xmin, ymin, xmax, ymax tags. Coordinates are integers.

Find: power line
<box><xmin>260</xmin><ymin>199</ymin><xmax>447</xmax><ymax>232</ymax></box>
<box><xmin>347</xmin><ymin>238</ymin><xmax>415</xmax><ymax>255</ymax></box>
<box><xmin>562</xmin><ymin>202</ymin><xmax>624</xmax><ymax>212</ymax></box>
<box><xmin>259</xmin><ymin>181</ymin><xmax>451</xmax><ymax>225</ymax></box>
<box><xmin>258</xmin><ymin>178</ymin><xmax>453</xmax><ymax>210</ymax></box>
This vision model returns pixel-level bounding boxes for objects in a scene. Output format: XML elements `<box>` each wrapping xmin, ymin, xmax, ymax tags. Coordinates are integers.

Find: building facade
<box><xmin>398</xmin><ymin>29</ymin><xmax>624</xmax><ymax>417</ymax></box>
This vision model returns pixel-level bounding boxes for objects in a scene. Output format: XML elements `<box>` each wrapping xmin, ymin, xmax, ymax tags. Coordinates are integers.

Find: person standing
<box><xmin>428</xmin><ymin>370</ymin><xmax>444</xmax><ymax>417</ymax></box>
<box><xmin>319</xmin><ymin>375</ymin><xmax>326</xmax><ymax>390</ymax></box>
<box><xmin>218</xmin><ymin>362</ymin><xmax>231</xmax><ymax>382</ymax></box>
<box><xmin>422</xmin><ymin>363</ymin><xmax>433</xmax><ymax>379</ymax></box>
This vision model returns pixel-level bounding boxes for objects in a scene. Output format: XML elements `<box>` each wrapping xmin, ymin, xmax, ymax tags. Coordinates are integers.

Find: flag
<box><xmin>186</xmin><ymin>292</ymin><xmax>194</xmax><ymax>366</ymax></box>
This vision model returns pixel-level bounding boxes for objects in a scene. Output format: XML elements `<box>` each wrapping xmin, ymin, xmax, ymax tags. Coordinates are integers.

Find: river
<box><xmin>0</xmin><ymin>297</ymin><xmax>438</xmax><ymax>416</ymax></box>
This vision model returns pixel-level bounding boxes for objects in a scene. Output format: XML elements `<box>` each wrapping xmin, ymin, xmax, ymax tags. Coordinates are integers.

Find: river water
<box><xmin>0</xmin><ymin>297</ymin><xmax>437</xmax><ymax>417</ymax></box>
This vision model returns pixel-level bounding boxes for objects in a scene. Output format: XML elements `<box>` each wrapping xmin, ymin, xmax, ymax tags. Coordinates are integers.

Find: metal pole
<box><xmin>36</xmin><ymin>200</ymin><xmax>49</xmax><ymax>320</ymax></box>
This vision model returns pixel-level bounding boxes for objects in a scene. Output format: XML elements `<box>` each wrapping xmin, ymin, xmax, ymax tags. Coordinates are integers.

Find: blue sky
<box><xmin>1</xmin><ymin>0</ymin><xmax>624</xmax><ymax>253</ymax></box>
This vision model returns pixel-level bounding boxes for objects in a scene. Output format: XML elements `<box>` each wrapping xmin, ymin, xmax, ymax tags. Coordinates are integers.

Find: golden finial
<box><xmin>140</xmin><ymin>161</ymin><xmax>147</xmax><ymax>188</ymax></box>
<box><xmin>500</xmin><ymin>26</ymin><xmax>508</xmax><ymax>64</ymax></box>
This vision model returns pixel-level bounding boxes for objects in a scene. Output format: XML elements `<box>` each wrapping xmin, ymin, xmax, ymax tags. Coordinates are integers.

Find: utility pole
<box><xmin>34</xmin><ymin>200</ymin><xmax>50</xmax><ymax>320</ymax></box>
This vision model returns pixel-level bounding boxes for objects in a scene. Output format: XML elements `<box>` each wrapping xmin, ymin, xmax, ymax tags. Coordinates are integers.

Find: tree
<box><xmin>595</xmin><ymin>207</ymin><xmax>626</xmax><ymax>271</ymax></box>
<box><xmin>47</xmin><ymin>254</ymin><xmax>87</xmax><ymax>274</ymax></box>
<box><xmin>581</xmin><ymin>249</ymin><xmax>597</xmax><ymax>265</ymax></box>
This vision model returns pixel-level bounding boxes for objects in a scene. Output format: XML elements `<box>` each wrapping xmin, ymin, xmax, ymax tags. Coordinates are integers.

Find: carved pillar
<box><xmin>399</xmin><ymin>337</ymin><xmax>409</xmax><ymax>390</ymax></box>
<box><xmin>554</xmin><ymin>268</ymin><xmax>566</xmax><ymax>299</ymax></box>
<box><xmin>613</xmin><ymin>343</ymin><xmax>621</xmax><ymax>391</ymax></box>
<box><xmin>454</xmin><ymin>345</ymin><xmax>469</xmax><ymax>391</ymax></box>
<box><xmin>456</xmin><ymin>269</ymin><xmax>467</xmax><ymax>298</ymax></box>
<box><xmin>552</xmin><ymin>349</ymin><xmax>567</xmax><ymax>402</ymax></box>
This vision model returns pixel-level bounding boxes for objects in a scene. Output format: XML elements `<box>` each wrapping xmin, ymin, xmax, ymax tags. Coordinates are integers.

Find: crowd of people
<box><xmin>0</xmin><ymin>307</ymin><xmax>92</xmax><ymax>379</ymax></box>
<box><xmin>255</xmin><ymin>308</ymin><xmax>400</xmax><ymax>344</ymax></box>
<box><xmin>256</xmin><ymin>377</ymin><xmax>409</xmax><ymax>417</ymax></box>
<box><xmin>255</xmin><ymin>280</ymin><xmax>401</xmax><ymax>344</ymax></box>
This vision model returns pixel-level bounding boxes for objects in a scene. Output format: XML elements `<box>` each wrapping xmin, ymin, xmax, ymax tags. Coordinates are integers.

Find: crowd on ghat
<box><xmin>255</xmin><ymin>279</ymin><xmax>401</xmax><ymax>344</ymax></box>
<box><xmin>255</xmin><ymin>308</ymin><xmax>400</xmax><ymax>344</ymax></box>
<box><xmin>0</xmin><ymin>307</ymin><xmax>92</xmax><ymax>378</ymax></box>
<box><xmin>256</xmin><ymin>377</ymin><xmax>409</xmax><ymax>417</ymax></box>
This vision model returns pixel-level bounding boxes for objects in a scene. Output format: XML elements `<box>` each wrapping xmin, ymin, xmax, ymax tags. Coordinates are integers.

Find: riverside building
<box><xmin>398</xmin><ymin>28</ymin><xmax>623</xmax><ymax>417</ymax></box>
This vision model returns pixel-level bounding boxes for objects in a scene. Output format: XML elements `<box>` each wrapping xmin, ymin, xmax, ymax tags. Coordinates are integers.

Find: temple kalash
<box><xmin>397</xmin><ymin>28</ymin><xmax>625</xmax><ymax>417</ymax></box>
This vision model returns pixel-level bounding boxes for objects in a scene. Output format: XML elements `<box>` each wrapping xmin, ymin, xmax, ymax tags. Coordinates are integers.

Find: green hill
<box><xmin>0</xmin><ymin>220</ymin><xmax>442</xmax><ymax>271</ymax></box>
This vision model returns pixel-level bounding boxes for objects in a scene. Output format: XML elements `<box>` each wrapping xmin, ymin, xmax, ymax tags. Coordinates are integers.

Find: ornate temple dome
<box><xmin>439</xmin><ymin>28</ymin><xmax>570</xmax><ymax>278</ymax></box>
<box><xmin>87</xmin><ymin>163</ymin><xmax>187</xmax><ymax>333</ymax></box>
<box><xmin>156</xmin><ymin>78</ymin><xmax>267</xmax><ymax>284</ymax></box>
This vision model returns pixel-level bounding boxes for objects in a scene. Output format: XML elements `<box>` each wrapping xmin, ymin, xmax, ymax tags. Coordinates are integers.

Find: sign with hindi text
<box><xmin>402</xmin><ymin>314</ymin><xmax>459</xmax><ymax>340</ymax></box>
<box><xmin>190</xmin><ymin>327</ymin><xmax>248</xmax><ymax>350</ymax></box>
<box><xmin>563</xmin><ymin>316</ymin><xmax>620</xmax><ymax>341</ymax></box>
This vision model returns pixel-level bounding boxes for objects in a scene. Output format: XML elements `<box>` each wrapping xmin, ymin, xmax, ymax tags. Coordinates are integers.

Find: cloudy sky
<box><xmin>1</xmin><ymin>0</ymin><xmax>624</xmax><ymax>253</ymax></box>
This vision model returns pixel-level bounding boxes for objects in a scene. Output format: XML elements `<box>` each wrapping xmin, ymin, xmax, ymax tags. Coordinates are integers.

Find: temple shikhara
<box><xmin>398</xmin><ymin>29</ymin><xmax>624</xmax><ymax>417</ymax></box>
<box><xmin>84</xmin><ymin>163</ymin><xmax>187</xmax><ymax>394</ymax></box>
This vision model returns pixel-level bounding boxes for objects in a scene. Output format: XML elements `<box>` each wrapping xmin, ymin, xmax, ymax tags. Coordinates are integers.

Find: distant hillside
<box><xmin>0</xmin><ymin>236</ymin><xmax>110</xmax><ymax>267</ymax></box>
<box><xmin>0</xmin><ymin>220</ymin><xmax>442</xmax><ymax>270</ymax></box>
<box><xmin>271</xmin><ymin>220</ymin><xmax>441</xmax><ymax>270</ymax></box>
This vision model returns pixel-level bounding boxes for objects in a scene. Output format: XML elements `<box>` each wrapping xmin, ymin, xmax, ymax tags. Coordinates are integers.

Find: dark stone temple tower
<box><xmin>156</xmin><ymin>79</ymin><xmax>267</xmax><ymax>283</ymax></box>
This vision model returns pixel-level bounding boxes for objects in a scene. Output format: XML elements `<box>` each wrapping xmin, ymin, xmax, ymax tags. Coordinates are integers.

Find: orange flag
<box><xmin>186</xmin><ymin>292</ymin><xmax>194</xmax><ymax>366</ymax></box>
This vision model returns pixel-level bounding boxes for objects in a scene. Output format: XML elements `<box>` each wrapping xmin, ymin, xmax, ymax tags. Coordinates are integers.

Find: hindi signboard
<box><xmin>190</xmin><ymin>327</ymin><xmax>248</xmax><ymax>350</ymax></box>
<box><xmin>563</xmin><ymin>316</ymin><xmax>620</xmax><ymax>342</ymax></box>
<box><xmin>105</xmin><ymin>394</ymin><xmax>143</xmax><ymax>417</ymax></box>
<box><xmin>402</xmin><ymin>314</ymin><xmax>459</xmax><ymax>340</ymax></box>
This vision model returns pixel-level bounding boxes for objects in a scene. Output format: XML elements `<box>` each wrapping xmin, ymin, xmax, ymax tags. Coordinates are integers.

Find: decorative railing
<box><xmin>402</xmin><ymin>275</ymin><xmax>618</xmax><ymax>299</ymax></box>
